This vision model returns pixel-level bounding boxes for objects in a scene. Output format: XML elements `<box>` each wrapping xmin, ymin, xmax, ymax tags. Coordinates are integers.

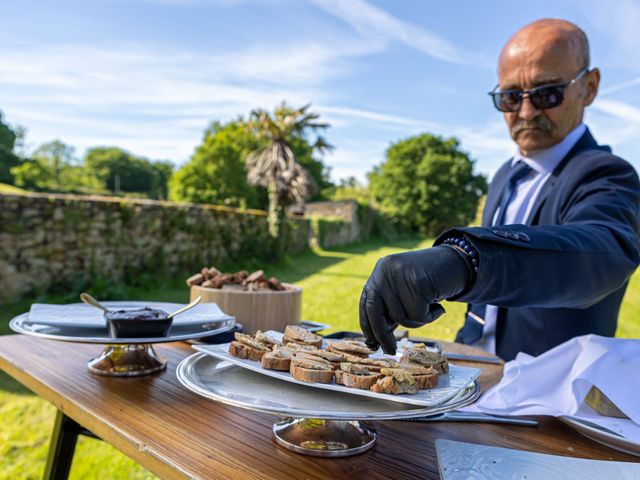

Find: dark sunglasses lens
<box><xmin>530</xmin><ymin>86</ymin><xmax>564</xmax><ymax>109</ymax></box>
<box><xmin>493</xmin><ymin>91</ymin><xmax>521</xmax><ymax>112</ymax></box>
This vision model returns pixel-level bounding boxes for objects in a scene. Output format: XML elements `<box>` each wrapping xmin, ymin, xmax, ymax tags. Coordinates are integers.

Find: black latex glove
<box><xmin>359</xmin><ymin>245</ymin><xmax>471</xmax><ymax>354</ymax></box>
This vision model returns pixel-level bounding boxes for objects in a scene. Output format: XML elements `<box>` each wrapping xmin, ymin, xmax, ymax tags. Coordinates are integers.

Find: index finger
<box><xmin>359</xmin><ymin>286</ymin><xmax>378</xmax><ymax>350</ymax></box>
<box><xmin>365</xmin><ymin>289</ymin><xmax>397</xmax><ymax>354</ymax></box>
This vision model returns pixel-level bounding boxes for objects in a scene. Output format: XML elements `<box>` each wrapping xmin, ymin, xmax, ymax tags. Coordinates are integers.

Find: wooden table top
<box><xmin>0</xmin><ymin>334</ymin><xmax>637</xmax><ymax>479</ymax></box>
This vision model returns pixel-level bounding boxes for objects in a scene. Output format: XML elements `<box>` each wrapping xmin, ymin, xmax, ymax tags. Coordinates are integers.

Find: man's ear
<box><xmin>583</xmin><ymin>68</ymin><xmax>600</xmax><ymax>107</ymax></box>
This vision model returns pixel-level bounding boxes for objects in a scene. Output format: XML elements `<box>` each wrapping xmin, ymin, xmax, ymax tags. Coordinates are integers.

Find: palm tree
<box><xmin>246</xmin><ymin>102</ymin><xmax>332</xmax><ymax>247</ymax></box>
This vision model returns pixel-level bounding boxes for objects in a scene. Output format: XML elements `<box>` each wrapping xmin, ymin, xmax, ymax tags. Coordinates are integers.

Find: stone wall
<box><xmin>0</xmin><ymin>192</ymin><xmax>311</xmax><ymax>302</ymax></box>
<box><xmin>305</xmin><ymin>200</ymin><xmax>361</xmax><ymax>248</ymax></box>
<box><xmin>304</xmin><ymin>200</ymin><xmax>359</xmax><ymax>222</ymax></box>
<box><xmin>304</xmin><ymin>199</ymin><xmax>408</xmax><ymax>247</ymax></box>
<box><xmin>307</xmin><ymin>217</ymin><xmax>353</xmax><ymax>249</ymax></box>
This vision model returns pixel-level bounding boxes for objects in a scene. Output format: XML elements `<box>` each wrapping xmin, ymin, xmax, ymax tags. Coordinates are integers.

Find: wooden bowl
<box><xmin>190</xmin><ymin>284</ymin><xmax>302</xmax><ymax>334</ymax></box>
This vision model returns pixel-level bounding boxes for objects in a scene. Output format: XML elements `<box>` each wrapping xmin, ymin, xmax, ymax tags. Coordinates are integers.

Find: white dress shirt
<box><xmin>473</xmin><ymin>123</ymin><xmax>587</xmax><ymax>354</ymax></box>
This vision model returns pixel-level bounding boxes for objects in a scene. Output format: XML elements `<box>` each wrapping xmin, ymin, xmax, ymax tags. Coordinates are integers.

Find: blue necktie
<box><xmin>458</xmin><ymin>161</ymin><xmax>533</xmax><ymax>345</ymax></box>
<box><xmin>494</xmin><ymin>161</ymin><xmax>533</xmax><ymax>226</ymax></box>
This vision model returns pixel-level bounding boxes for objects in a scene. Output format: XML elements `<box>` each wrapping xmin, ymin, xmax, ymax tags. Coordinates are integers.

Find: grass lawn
<box><xmin>0</xmin><ymin>183</ymin><xmax>27</xmax><ymax>194</ymax></box>
<box><xmin>1</xmin><ymin>236</ymin><xmax>638</xmax><ymax>479</ymax></box>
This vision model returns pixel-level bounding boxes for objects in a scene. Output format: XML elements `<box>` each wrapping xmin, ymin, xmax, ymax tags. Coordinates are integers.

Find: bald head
<box><xmin>495</xmin><ymin>19</ymin><xmax>599</xmax><ymax>155</ymax></box>
<box><xmin>500</xmin><ymin>19</ymin><xmax>589</xmax><ymax>77</ymax></box>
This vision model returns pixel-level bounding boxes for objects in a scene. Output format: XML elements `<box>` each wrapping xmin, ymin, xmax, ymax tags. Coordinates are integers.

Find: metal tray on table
<box><xmin>177</xmin><ymin>352</ymin><xmax>480</xmax><ymax>420</ymax></box>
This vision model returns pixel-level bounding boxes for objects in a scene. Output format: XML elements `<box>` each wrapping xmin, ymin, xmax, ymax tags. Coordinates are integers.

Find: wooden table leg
<box><xmin>42</xmin><ymin>410</ymin><xmax>99</xmax><ymax>480</ymax></box>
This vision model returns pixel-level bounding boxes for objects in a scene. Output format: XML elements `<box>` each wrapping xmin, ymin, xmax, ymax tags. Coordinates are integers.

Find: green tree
<box><xmin>170</xmin><ymin>115</ymin><xmax>334</xmax><ymax>210</ymax></box>
<box><xmin>34</xmin><ymin>140</ymin><xmax>76</xmax><ymax>190</ymax></box>
<box><xmin>368</xmin><ymin>133</ymin><xmax>487</xmax><ymax>236</ymax></box>
<box><xmin>0</xmin><ymin>111</ymin><xmax>16</xmax><ymax>152</ymax></box>
<box><xmin>10</xmin><ymin>159</ymin><xmax>49</xmax><ymax>190</ymax></box>
<box><xmin>246</xmin><ymin>103</ymin><xmax>332</xmax><ymax>245</ymax></box>
<box><xmin>169</xmin><ymin>120</ymin><xmax>264</xmax><ymax>208</ymax></box>
<box><xmin>84</xmin><ymin>147</ymin><xmax>170</xmax><ymax>199</ymax></box>
<box><xmin>152</xmin><ymin>160</ymin><xmax>174</xmax><ymax>200</ymax></box>
<box><xmin>11</xmin><ymin>140</ymin><xmax>103</xmax><ymax>193</ymax></box>
<box><xmin>0</xmin><ymin>111</ymin><xmax>21</xmax><ymax>184</ymax></box>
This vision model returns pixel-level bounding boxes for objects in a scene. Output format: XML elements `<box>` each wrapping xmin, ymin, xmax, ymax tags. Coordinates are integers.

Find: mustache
<box><xmin>512</xmin><ymin>116</ymin><xmax>555</xmax><ymax>136</ymax></box>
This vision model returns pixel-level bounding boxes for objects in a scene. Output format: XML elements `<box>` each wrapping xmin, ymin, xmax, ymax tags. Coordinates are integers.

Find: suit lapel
<box><xmin>524</xmin><ymin>128</ymin><xmax>601</xmax><ymax>225</ymax></box>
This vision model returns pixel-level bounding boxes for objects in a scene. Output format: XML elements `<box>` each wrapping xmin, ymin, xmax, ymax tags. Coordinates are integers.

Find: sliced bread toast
<box><xmin>283</xmin><ymin>325</ymin><xmax>323</xmax><ymax>348</ymax></box>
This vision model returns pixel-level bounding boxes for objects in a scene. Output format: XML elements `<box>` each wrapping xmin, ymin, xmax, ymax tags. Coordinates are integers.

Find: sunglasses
<box><xmin>489</xmin><ymin>68</ymin><xmax>589</xmax><ymax>112</ymax></box>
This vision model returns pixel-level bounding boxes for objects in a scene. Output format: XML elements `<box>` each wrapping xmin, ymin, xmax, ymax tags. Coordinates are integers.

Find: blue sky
<box><xmin>2</xmin><ymin>0</ymin><xmax>640</xmax><ymax>182</ymax></box>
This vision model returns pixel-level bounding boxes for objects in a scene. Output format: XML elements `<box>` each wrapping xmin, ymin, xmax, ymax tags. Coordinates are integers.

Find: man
<box><xmin>359</xmin><ymin>19</ymin><xmax>640</xmax><ymax>360</ymax></box>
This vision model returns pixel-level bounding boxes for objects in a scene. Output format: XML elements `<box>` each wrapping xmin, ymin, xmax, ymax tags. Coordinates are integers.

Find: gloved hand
<box><xmin>359</xmin><ymin>245</ymin><xmax>471</xmax><ymax>354</ymax></box>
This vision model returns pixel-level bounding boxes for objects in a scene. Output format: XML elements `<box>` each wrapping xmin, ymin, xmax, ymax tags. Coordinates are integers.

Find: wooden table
<box><xmin>0</xmin><ymin>334</ymin><xmax>637</xmax><ymax>479</ymax></box>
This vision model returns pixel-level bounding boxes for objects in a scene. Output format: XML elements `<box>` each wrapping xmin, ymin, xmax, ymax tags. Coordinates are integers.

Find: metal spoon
<box><xmin>80</xmin><ymin>292</ymin><xmax>110</xmax><ymax>313</ymax></box>
<box><xmin>167</xmin><ymin>296</ymin><xmax>202</xmax><ymax>320</ymax></box>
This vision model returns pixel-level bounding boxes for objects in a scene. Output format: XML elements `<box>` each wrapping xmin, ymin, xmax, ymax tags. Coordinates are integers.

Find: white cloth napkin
<box><xmin>29</xmin><ymin>302</ymin><xmax>234</xmax><ymax>329</ymax></box>
<box><xmin>462</xmin><ymin>334</ymin><xmax>640</xmax><ymax>441</ymax></box>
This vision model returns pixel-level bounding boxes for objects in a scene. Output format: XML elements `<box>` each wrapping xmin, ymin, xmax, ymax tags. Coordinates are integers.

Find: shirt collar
<box><xmin>512</xmin><ymin>123</ymin><xmax>587</xmax><ymax>174</ymax></box>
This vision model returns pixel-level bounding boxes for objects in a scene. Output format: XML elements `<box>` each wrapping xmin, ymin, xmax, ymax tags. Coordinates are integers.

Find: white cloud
<box><xmin>0</xmin><ymin>4</ymin><xmax>508</xmax><ymax>183</ymax></box>
<box><xmin>593</xmin><ymin>98</ymin><xmax>640</xmax><ymax>124</ymax></box>
<box><xmin>0</xmin><ymin>42</ymin><xmax>341</xmax><ymax>94</ymax></box>
<box><xmin>1</xmin><ymin>40</ymin><xmax>449</xmax><ymax>175</ymax></box>
<box><xmin>318</xmin><ymin>105</ymin><xmax>421</xmax><ymax>127</ymax></box>
<box><xmin>310</xmin><ymin>0</ymin><xmax>490</xmax><ymax>67</ymax></box>
<box><xmin>100</xmin><ymin>0</ymin><xmax>273</xmax><ymax>6</ymax></box>
<box><xmin>588</xmin><ymin>98</ymin><xmax>640</xmax><ymax>152</ymax></box>
<box><xmin>1</xmin><ymin>39</ymin><xmax>505</xmax><ymax>178</ymax></box>
<box><xmin>599</xmin><ymin>76</ymin><xmax>640</xmax><ymax>96</ymax></box>
<box><xmin>0</xmin><ymin>43</ymin><xmax>523</xmax><ymax>185</ymax></box>
<box><xmin>0</xmin><ymin>42</ymin><xmax>348</xmax><ymax>161</ymax></box>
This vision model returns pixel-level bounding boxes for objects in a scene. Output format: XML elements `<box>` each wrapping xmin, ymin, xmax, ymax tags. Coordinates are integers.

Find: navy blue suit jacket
<box><xmin>435</xmin><ymin>128</ymin><xmax>640</xmax><ymax>360</ymax></box>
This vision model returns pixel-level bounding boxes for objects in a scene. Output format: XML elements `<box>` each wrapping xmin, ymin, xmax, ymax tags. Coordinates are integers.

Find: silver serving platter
<box><xmin>193</xmin><ymin>342</ymin><xmax>480</xmax><ymax>408</ymax></box>
<box><xmin>177</xmin><ymin>352</ymin><xmax>480</xmax><ymax>420</ymax></box>
<box><xmin>560</xmin><ymin>416</ymin><xmax>640</xmax><ymax>458</ymax></box>
<box><xmin>10</xmin><ymin>310</ymin><xmax>236</xmax><ymax>344</ymax></box>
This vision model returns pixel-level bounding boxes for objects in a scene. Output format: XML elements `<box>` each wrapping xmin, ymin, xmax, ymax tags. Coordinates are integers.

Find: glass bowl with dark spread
<box><xmin>105</xmin><ymin>307</ymin><xmax>172</xmax><ymax>338</ymax></box>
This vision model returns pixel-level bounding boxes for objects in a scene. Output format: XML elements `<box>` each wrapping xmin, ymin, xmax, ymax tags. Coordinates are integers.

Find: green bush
<box><xmin>369</xmin><ymin>133</ymin><xmax>487</xmax><ymax>236</ymax></box>
<box><xmin>84</xmin><ymin>146</ymin><xmax>171</xmax><ymax>199</ymax></box>
<box><xmin>0</xmin><ymin>110</ymin><xmax>20</xmax><ymax>184</ymax></box>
